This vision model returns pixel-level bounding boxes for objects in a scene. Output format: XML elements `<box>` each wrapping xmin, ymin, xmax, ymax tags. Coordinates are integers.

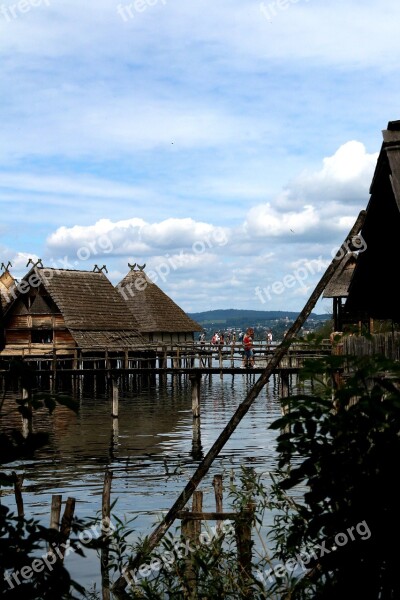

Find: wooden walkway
<box><xmin>0</xmin><ymin>341</ymin><xmax>332</xmax><ymax>379</ymax></box>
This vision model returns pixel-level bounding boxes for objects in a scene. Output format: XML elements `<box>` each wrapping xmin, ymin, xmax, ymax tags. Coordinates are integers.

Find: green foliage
<box><xmin>270</xmin><ymin>353</ymin><xmax>400</xmax><ymax>599</ymax></box>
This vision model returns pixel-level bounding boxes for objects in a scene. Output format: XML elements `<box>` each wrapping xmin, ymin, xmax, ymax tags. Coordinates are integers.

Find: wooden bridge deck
<box><xmin>0</xmin><ymin>341</ymin><xmax>332</xmax><ymax>380</ymax></box>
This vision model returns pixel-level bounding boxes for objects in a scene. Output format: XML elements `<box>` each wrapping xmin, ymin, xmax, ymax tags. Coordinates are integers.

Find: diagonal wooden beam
<box><xmin>112</xmin><ymin>210</ymin><xmax>366</xmax><ymax>596</ymax></box>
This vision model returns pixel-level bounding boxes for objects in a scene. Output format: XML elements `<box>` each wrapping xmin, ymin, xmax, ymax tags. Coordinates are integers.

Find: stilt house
<box><xmin>1</xmin><ymin>267</ymin><xmax>143</xmax><ymax>355</ymax></box>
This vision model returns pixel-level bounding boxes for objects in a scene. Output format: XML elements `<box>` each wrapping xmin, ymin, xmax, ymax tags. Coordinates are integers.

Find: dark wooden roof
<box><xmin>345</xmin><ymin>121</ymin><xmax>400</xmax><ymax>320</ymax></box>
<box><xmin>116</xmin><ymin>270</ymin><xmax>202</xmax><ymax>333</ymax></box>
<box><xmin>323</xmin><ymin>253</ymin><xmax>357</xmax><ymax>298</ymax></box>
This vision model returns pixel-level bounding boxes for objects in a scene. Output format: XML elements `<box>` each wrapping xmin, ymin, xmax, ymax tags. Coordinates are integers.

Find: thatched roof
<box><xmin>116</xmin><ymin>270</ymin><xmax>202</xmax><ymax>333</ymax></box>
<box><xmin>36</xmin><ymin>268</ymin><xmax>141</xmax><ymax>331</ymax></box>
<box><xmin>323</xmin><ymin>253</ymin><xmax>357</xmax><ymax>299</ymax></box>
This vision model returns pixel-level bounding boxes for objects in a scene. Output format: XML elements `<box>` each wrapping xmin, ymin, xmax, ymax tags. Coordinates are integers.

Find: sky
<box><xmin>0</xmin><ymin>0</ymin><xmax>399</xmax><ymax>314</ymax></box>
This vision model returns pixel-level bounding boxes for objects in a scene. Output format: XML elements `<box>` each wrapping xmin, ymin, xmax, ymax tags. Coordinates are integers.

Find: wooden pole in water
<box><xmin>21</xmin><ymin>387</ymin><xmax>32</xmax><ymax>438</ymax></box>
<box><xmin>50</xmin><ymin>494</ymin><xmax>62</xmax><ymax>530</ymax></box>
<box><xmin>190</xmin><ymin>373</ymin><xmax>201</xmax><ymax>419</ymax></box>
<box><xmin>212</xmin><ymin>474</ymin><xmax>223</xmax><ymax>532</ymax></box>
<box><xmin>111</xmin><ymin>378</ymin><xmax>119</xmax><ymax>418</ymax></box>
<box><xmin>48</xmin><ymin>494</ymin><xmax>62</xmax><ymax>554</ymax></box>
<box><xmin>113</xmin><ymin>211</ymin><xmax>366</xmax><ymax>595</ymax></box>
<box><xmin>101</xmin><ymin>468</ymin><xmax>113</xmax><ymax>598</ymax></box>
<box><xmin>59</xmin><ymin>497</ymin><xmax>76</xmax><ymax>560</ymax></box>
<box><xmin>181</xmin><ymin>490</ymin><xmax>203</xmax><ymax>596</ymax></box>
<box><xmin>12</xmin><ymin>471</ymin><xmax>24</xmax><ymax>517</ymax></box>
<box><xmin>102</xmin><ymin>469</ymin><xmax>113</xmax><ymax>530</ymax></box>
<box><xmin>191</xmin><ymin>418</ymin><xmax>202</xmax><ymax>460</ymax></box>
<box><xmin>235</xmin><ymin>469</ymin><xmax>255</xmax><ymax>594</ymax></box>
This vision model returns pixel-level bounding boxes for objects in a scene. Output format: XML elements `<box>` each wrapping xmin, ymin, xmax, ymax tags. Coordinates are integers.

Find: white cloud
<box><xmin>276</xmin><ymin>142</ymin><xmax>378</xmax><ymax>210</ymax></box>
<box><xmin>244</xmin><ymin>204</ymin><xmax>319</xmax><ymax>237</ymax></box>
<box><xmin>46</xmin><ymin>217</ymin><xmax>230</xmax><ymax>256</ymax></box>
<box><xmin>244</xmin><ymin>141</ymin><xmax>379</xmax><ymax>243</ymax></box>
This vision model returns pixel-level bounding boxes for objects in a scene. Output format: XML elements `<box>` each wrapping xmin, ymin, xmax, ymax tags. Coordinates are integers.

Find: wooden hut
<box><xmin>344</xmin><ymin>120</ymin><xmax>400</xmax><ymax>328</ymax></box>
<box><xmin>116</xmin><ymin>267</ymin><xmax>202</xmax><ymax>343</ymax></box>
<box><xmin>1</xmin><ymin>267</ymin><xmax>143</xmax><ymax>356</ymax></box>
<box><xmin>323</xmin><ymin>253</ymin><xmax>357</xmax><ymax>331</ymax></box>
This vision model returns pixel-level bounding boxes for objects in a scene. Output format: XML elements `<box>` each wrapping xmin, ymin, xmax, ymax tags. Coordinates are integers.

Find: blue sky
<box><xmin>1</xmin><ymin>0</ymin><xmax>399</xmax><ymax>313</ymax></box>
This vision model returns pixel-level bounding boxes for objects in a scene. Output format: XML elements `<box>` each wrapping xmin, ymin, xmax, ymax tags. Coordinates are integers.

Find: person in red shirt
<box><xmin>241</xmin><ymin>327</ymin><xmax>255</xmax><ymax>368</ymax></box>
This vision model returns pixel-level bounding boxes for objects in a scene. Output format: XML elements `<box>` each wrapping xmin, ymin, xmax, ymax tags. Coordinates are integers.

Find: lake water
<box><xmin>1</xmin><ymin>363</ymin><xmax>299</xmax><ymax>594</ymax></box>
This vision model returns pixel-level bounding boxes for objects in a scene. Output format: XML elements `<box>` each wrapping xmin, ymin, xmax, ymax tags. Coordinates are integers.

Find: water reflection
<box><xmin>1</xmin><ymin>371</ymin><xmax>289</xmax><ymax>592</ymax></box>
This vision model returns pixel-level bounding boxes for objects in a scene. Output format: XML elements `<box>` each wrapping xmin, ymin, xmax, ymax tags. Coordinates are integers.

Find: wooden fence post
<box><xmin>101</xmin><ymin>469</ymin><xmax>113</xmax><ymax>599</ymax></box>
<box><xmin>59</xmin><ymin>497</ymin><xmax>76</xmax><ymax>560</ymax></box>
<box><xmin>212</xmin><ymin>474</ymin><xmax>223</xmax><ymax>532</ymax></box>
<box><xmin>12</xmin><ymin>472</ymin><xmax>24</xmax><ymax>517</ymax></box>
<box><xmin>181</xmin><ymin>491</ymin><xmax>203</xmax><ymax>597</ymax></box>
<box><xmin>235</xmin><ymin>468</ymin><xmax>255</xmax><ymax>595</ymax></box>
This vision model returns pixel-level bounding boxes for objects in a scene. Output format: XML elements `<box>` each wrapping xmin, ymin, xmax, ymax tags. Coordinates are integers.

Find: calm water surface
<box><xmin>1</xmin><ymin>366</ymin><xmax>299</xmax><ymax>592</ymax></box>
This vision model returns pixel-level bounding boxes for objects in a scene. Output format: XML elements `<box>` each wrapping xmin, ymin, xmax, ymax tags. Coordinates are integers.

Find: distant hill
<box><xmin>188</xmin><ymin>309</ymin><xmax>331</xmax><ymax>327</ymax></box>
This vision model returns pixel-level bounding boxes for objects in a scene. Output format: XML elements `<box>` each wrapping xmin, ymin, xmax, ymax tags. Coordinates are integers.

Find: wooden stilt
<box><xmin>181</xmin><ymin>491</ymin><xmax>203</xmax><ymax>596</ymax></box>
<box><xmin>101</xmin><ymin>469</ymin><xmax>113</xmax><ymax>599</ymax></box>
<box><xmin>50</xmin><ymin>494</ymin><xmax>62</xmax><ymax>531</ymax></box>
<box><xmin>192</xmin><ymin>491</ymin><xmax>203</xmax><ymax>545</ymax></box>
<box><xmin>235</xmin><ymin>510</ymin><xmax>253</xmax><ymax>593</ymax></box>
<box><xmin>12</xmin><ymin>471</ymin><xmax>24</xmax><ymax>517</ymax></box>
<box><xmin>190</xmin><ymin>373</ymin><xmax>201</xmax><ymax>419</ymax></box>
<box><xmin>112</xmin><ymin>417</ymin><xmax>119</xmax><ymax>447</ymax></box>
<box><xmin>51</xmin><ymin>351</ymin><xmax>57</xmax><ymax>392</ymax></box>
<box><xmin>111</xmin><ymin>379</ymin><xmax>119</xmax><ymax>418</ymax></box>
<box><xmin>102</xmin><ymin>469</ymin><xmax>113</xmax><ymax>531</ymax></box>
<box><xmin>21</xmin><ymin>387</ymin><xmax>32</xmax><ymax>438</ymax></box>
<box><xmin>48</xmin><ymin>494</ymin><xmax>62</xmax><ymax>554</ymax></box>
<box><xmin>191</xmin><ymin>417</ymin><xmax>202</xmax><ymax>461</ymax></box>
<box><xmin>212</xmin><ymin>474</ymin><xmax>223</xmax><ymax>532</ymax></box>
<box><xmin>59</xmin><ymin>497</ymin><xmax>76</xmax><ymax>560</ymax></box>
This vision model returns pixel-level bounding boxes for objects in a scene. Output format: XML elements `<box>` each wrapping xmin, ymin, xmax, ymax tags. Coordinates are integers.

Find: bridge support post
<box><xmin>190</xmin><ymin>372</ymin><xmax>201</xmax><ymax>419</ymax></box>
<box><xmin>111</xmin><ymin>378</ymin><xmax>119</xmax><ymax>418</ymax></box>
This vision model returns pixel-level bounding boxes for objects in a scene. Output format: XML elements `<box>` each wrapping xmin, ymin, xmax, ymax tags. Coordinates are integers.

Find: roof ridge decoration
<box><xmin>128</xmin><ymin>262</ymin><xmax>146</xmax><ymax>271</ymax></box>
<box><xmin>1</xmin><ymin>261</ymin><xmax>12</xmax><ymax>272</ymax></box>
<box><xmin>26</xmin><ymin>258</ymin><xmax>43</xmax><ymax>268</ymax></box>
<box><xmin>93</xmin><ymin>264</ymin><xmax>108</xmax><ymax>273</ymax></box>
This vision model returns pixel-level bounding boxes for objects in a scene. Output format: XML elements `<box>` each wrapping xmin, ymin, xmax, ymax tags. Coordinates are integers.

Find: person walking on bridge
<box><xmin>241</xmin><ymin>327</ymin><xmax>255</xmax><ymax>368</ymax></box>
